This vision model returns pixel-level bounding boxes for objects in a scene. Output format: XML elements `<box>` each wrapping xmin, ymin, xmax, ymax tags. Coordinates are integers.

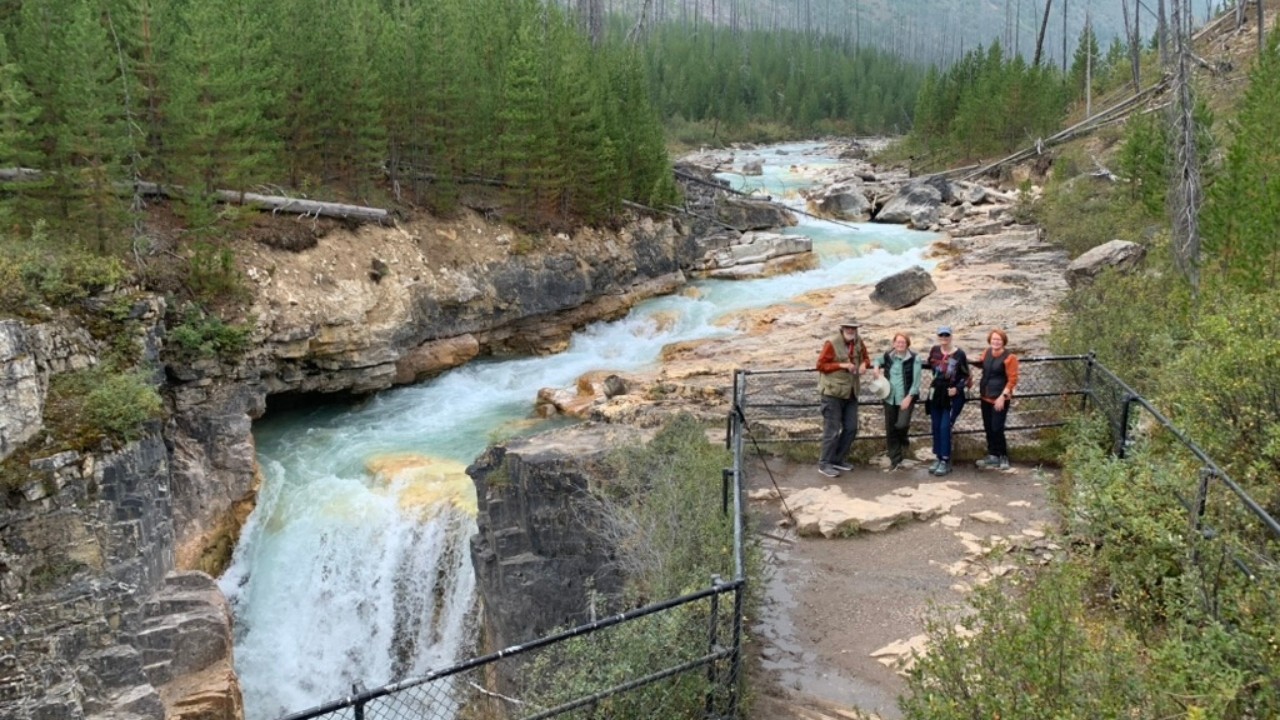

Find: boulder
<box><xmin>909</xmin><ymin>206</ymin><xmax>940</xmax><ymax>229</ymax></box>
<box><xmin>870</xmin><ymin>266</ymin><xmax>937</xmax><ymax>310</ymax></box>
<box><xmin>810</xmin><ymin>181</ymin><xmax>871</xmax><ymax>221</ymax></box>
<box><xmin>1065</xmin><ymin>239</ymin><xmax>1147</xmax><ymax>288</ymax></box>
<box><xmin>875</xmin><ymin>182</ymin><xmax>943</xmax><ymax>224</ymax></box>
<box><xmin>715</xmin><ymin>196</ymin><xmax>797</xmax><ymax>231</ymax></box>
<box><xmin>741</xmin><ymin>159</ymin><xmax>764</xmax><ymax>176</ymax></box>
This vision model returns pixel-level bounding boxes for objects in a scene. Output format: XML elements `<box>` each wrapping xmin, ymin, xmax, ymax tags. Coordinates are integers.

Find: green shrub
<box><xmin>44</xmin><ymin>367</ymin><xmax>163</xmax><ymax>449</ymax></box>
<box><xmin>1049</xmin><ymin>247</ymin><xmax>1192</xmax><ymax>391</ymax></box>
<box><xmin>0</xmin><ymin>230</ymin><xmax>129</xmax><ymax>316</ymax></box>
<box><xmin>166</xmin><ymin>304</ymin><xmax>251</xmax><ymax>363</ymax></box>
<box><xmin>84</xmin><ymin>371</ymin><xmax>164</xmax><ymax>443</ymax></box>
<box><xmin>1156</xmin><ymin>288</ymin><xmax>1280</xmax><ymax>496</ymax></box>
<box><xmin>901</xmin><ymin>562</ymin><xmax>1151</xmax><ymax>720</ymax></box>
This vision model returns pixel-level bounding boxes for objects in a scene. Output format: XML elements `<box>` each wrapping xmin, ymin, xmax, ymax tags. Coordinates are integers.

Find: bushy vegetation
<box><xmin>519</xmin><ymin>414</ymin><xmax>753</xmax><ymax>718</ymax></box>
<box><xmin>165</xmin><ymin>304</ymin><xmax>252</xmax><ymax>363</ymax></box>
<box><xmin>0</xmin><ymin>228</ymin><xmax>129</xmax><ymax>317</ymax></box>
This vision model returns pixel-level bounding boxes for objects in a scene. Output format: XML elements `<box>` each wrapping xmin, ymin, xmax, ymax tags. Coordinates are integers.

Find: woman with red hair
<box><xmin>973</xmin><ymin>328</ymin><xmax>1019</xmax><ymax>470</ymax></box>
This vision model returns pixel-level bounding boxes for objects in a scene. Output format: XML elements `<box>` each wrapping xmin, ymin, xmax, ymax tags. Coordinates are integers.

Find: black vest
<box><xmin>981</xmin><ymin>349</ymin><xmax>1009</xmax><ymax>399</ymax></box>
<box><xmin>881</xmin><ymin>350</ymin><xmax>917</xmax><ymax>399</ymax></box>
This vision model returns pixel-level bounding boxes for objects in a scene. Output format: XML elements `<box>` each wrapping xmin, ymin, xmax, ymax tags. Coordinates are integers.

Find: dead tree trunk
<box><xmin>1168</xmin><ymin>0</ymin><xmax>1202</xmax><ymax>291</ymax></box>
<box><xmin>576</xmin><ymin>0</ymin><xmax>604</xmax><ymax>46</ymax></box>
<box><xmin>1033</xmin><ymin>0</ymin><xmax>1054</xmax><ymax>66</ymax></box>
<box><xmin>1122</xmin><ymin>0</ymin><xmax>1141</xmax><ymax>91</ymax></box>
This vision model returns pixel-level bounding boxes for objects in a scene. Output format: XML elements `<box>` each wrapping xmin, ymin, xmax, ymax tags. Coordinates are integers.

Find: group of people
<box><xmin>815</xmin><ymin>319</ymin><xmax>1020</xmax><ymax>478</ymax></box>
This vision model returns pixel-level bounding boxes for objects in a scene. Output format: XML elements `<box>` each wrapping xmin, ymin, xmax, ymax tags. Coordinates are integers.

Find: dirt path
<box><xmin>745</xmin><ymin>452</ymin><xmax>1059</xmax><ymax>720</ymax></box>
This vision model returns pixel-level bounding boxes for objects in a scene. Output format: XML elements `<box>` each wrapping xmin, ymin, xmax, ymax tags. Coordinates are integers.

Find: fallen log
<box><xmin>0</xmin><ymin>168</ymin><xmax>393</xmax><ymax>225</ymax></box>
<box><xmin>134</xmin><ymin>182</ymin><xmax>392</xmax><ymax>225</ymax></box>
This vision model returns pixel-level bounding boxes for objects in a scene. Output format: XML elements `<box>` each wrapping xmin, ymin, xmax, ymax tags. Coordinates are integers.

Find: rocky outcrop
<box><xmin>716</xmin><ymin>196</ymin><xmax>797</xmax><ymax>231</ymax></box>
<box><xmin>874</xmin><ymin>181</ymin><xmax>944</xmax><ymax>225</ymax></box>
<box><xmin>0</xmin><ymin>423</ymin><xmax>242</xmax><ymax>720</ymax></box>
<box><xmin>691</xmin><ymin>231</ymin><xmax>817</xmax><ymax>280</ymax></box>
<box><xmin>468</xmin><ymin>424</ymin><xmax>646</xmax><ymax>687</ymax></box>
<box><xmin>0</xmin><ymin>318</ymin><xmax>98</xmax><ymax>463</ymax></box>
<box><xmin>1065</xmin><ymin>239</ymin><xmax>1147</xmax><ymax>288</ymax></box>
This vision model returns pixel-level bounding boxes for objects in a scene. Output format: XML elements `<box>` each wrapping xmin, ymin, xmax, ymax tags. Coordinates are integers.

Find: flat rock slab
<box><xmin>785</xmin><ymin>481</ymin><xmax>978</xmax><ymax>537</ymax></box>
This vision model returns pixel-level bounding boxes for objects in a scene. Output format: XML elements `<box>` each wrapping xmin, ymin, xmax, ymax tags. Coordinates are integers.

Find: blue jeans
<box><xmin>820</xmin><ymin>394</ymin><xmax>859</xmax><ymax>465</ymax></box>
<box><xmin>930</xmin><ymin>394</ymin><xmax>967</xmax><ymax>460</ymax></box>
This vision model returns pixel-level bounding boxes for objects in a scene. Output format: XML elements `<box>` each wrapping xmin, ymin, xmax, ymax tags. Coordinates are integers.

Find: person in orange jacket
<box><xmin>972</xmin><ymin>328</ymin><xmax>1019</xmax><ymax>470</ymax></box>
<box><xmin>815</xmin><ymin>318</ymin><xmax>871</xmax><ymax>477</ymax></box>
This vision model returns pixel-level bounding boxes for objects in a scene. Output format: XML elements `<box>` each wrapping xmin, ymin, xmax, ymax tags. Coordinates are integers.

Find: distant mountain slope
<box><xmin>601</xmin><ymin>0</ymin><xmax>1217</xmax><ymax>65</ymax></box>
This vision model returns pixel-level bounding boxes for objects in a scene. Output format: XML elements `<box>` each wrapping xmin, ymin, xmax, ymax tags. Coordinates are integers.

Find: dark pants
<box><xmin>820</xmin><ymin>394</ymin><xmax>859</xmax><ymax>466</ymax></box>
<box><xmin>981</xmin><ymin>401</ymin><xmax>1009</xmax><ymax>457</ymax></box>
<box><xmin>883</xmin><ymin>401</ymin><xmax>914</xmax><ymax>465</ymax></box>
<box><xmin>930</xmin><ymin>395</ymin><xmax>966</xmax><ymax>460</ymax></box>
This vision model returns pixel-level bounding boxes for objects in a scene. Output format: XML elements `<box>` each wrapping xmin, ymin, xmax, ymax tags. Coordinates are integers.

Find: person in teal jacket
<box><xmin>873</xmin><ymin>332</ymin><xmax>923</xmax><ymax>470</ymax></box>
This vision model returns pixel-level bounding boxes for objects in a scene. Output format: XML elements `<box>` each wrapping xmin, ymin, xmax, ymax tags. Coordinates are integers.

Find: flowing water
<box><xmin>220</xmin><ymin>141</ymin><xmax>936</xmax><ymax>720</ymax></box>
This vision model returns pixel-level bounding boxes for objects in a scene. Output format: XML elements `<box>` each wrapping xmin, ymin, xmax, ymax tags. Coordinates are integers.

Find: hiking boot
<box><xmin>997</xmin><ymin>456</ymin><xmax>1010</xmax><ymax>471</ymax></box>
<box><xmin>832</xmin><ymin>462</ymin><xmax>854</xmax><ymax>472</ymax></box>
<box><xmin>976</xmin><ymin>455</ymin><xmax>1000</xmax><ymax>469</ymax></box>
<box><xmin>928</xmin><ymin>459</ymin><xmax>942</xmax><ymax>474</ymax></box>
<box><xmin>933</xmin><ymin>460</ymin><xmax>951</xmax><ymax>476</ymax></box>
<box><xmin>818</xmin><ymin>464</ymin><xmax>839</xmax><ymax>478</ymax></box>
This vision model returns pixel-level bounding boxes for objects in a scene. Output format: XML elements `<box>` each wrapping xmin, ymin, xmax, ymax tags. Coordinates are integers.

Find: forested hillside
<box><xmin>0</xmin><ymin>0</ymin><xmax>676</xmax><ymax>246</ymax></box>
<box><xmin>641</xmin><ymin>24</ymin><xmax>922</xmax><ymax>138</ymax></box>
<box><xmin>576</xmin><ymin>0</ymin><xmax>1218</xmax><ymax>65</ymax></box>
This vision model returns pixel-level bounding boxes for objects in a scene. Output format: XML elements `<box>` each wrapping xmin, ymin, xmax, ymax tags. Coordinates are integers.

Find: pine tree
<box><xmin>164</xmin><ymin>0</ymin><xmax>280</xmax><ymax>201</ymax></box>
<box><xmin>497</xmin><ymin>18</ymin><xmax>555</xmax><ymax>228</ymax></box>
<box><xmin>20</xmin><ymin>0</ymin><xmax>133</xmax><ymax>251</ymax></box>
<box><xmin>0</xmin><ymin>34</ymin><xmax>39</xmax><ymax>232</ymax></box>
<box><xmin>1202</xmin><ymin>34</ymin><xmax>1280</xmax><ymax>292</ymax></box>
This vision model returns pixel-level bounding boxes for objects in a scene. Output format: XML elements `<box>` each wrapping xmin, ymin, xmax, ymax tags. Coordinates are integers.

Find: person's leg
<box><xmin>819</xmin><ymin>395</ymin><xmax>841</xmax><ymax>467</ymax></box>
<box><xmin>884</xmin><ymin>404</ymin><xmax>902</xmax><ymax>466</ymax></box>
<box><xmin>834</xmin><ymin>397</ymin><xmax>859</xmax><ymax>465</ymax></box>
<box><xmin>978</xmin><ymin>401</ymin><xmax>999</xmax><ymax>467</ymax></box>
<box><xmin>930</xmin><ymin>402</ymin><xmax>945</xmax><ymax>471</ymax></box>
<box><xmin>938</xmin><ymin>402</ymin><xmax>953</xmax><ymax>460</ymax></box>
<box><xmin>992</xmin><ymin>404</ymin><xmax>1009</xmax><ymax>464</ymax></box>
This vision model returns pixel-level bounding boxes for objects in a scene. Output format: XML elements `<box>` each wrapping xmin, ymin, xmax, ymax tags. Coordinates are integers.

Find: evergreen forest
<box><xmin>639</xmin><ymin>23</ymin><xmax>923</xmax><ymax>139</ymax></box>
<box><xmin>0</xmin><ymin>0</ymin><xmax>678</xmax><ymax>243</ymax></box>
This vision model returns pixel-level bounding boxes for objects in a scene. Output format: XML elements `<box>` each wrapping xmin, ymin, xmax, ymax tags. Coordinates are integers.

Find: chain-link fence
<box><xmin>278</xmin><ymin>579</ymin><xmax>744</xmax><ymax>720</ymax></box>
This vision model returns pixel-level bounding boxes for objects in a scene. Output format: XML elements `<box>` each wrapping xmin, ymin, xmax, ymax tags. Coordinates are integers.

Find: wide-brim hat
<box><xmin>840</xmin><ymin>318</ymin><xmax>860</xmax><ymax>328</ymax></box>
<box><xmin>866</xmin><ymin>375</ymin><xmax>891</xmax><ymax>400</ymax></box>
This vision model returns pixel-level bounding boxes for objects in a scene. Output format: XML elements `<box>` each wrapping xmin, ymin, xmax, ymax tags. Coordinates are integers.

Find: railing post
<box><xmin>1116</xmin><ymin>394</ymin><xmax>1135</xmax><ymax>458</ymax></box>
<box><xmin>705</xmin><ymin>575</ymin><xmax>723</xmax><ymax>717</ymax></box>
<box><xmin>353</xmin><ymin>684</ymin><xmax>365</xmax><ymax>720</ymax></box>
<box><xmin>1191</xmin><ymin>467</ymin><xmax>1213</xmax><ymax>535</ymax></box>
<box><xmin>721</xmin><ymin>468</ymin><xmax>732</xmax><ymax>516</ymax></box>
<box><xmin>727</xmin><ymin>581</ymin><xmax>744</xmax><ymax>719</ymax></box>
<box><xmin>1081</xmin><ymin>352</ymin><xmax>1095</xmax><ymax>413</ymax></box>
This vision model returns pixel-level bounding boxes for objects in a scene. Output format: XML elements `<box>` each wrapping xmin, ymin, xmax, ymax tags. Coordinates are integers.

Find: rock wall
<box><xmin>467</xmin><ymin>424</ymin><xmax>646</xmax><ymax>688</ymax></box>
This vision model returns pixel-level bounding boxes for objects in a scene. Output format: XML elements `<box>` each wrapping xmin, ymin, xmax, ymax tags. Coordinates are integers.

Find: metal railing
<box><xmin>732</xmin><ymin>354</ymin><xmax>1091</xmax><ymax>445</ymax></box>
<box><xmin>277</xmin><ymin>353</ymin><xmax>1279</xmax><ymax>719</ymax></box>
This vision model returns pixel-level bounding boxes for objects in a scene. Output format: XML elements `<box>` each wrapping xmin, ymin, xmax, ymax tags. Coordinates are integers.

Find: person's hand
<box><xmin>995</xmin><ymin>396</ymin><xmax>1007</xmax><ymax>411</ymax></box>
<box><xmin>900</xmin><ymin>397</ymin><xmax>911</xmax><ymax>411</ymax></box>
